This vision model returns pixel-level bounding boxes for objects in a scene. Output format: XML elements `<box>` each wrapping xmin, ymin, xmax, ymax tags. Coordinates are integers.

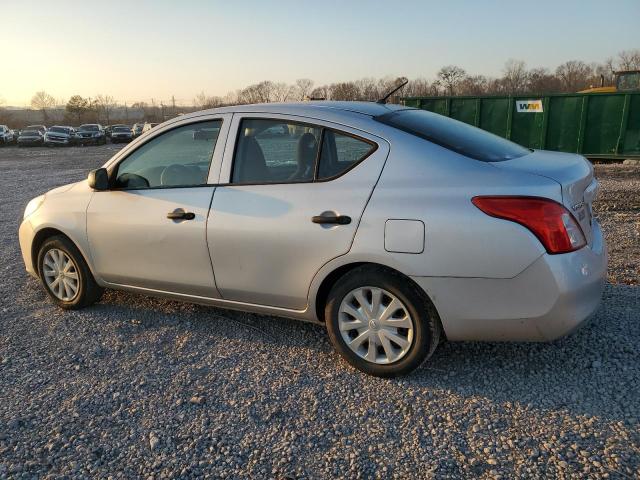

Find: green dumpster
<box><xmin>401</xmin><ymin>92</ymin><xmax>640</xmax><ymax>159</ymax></box>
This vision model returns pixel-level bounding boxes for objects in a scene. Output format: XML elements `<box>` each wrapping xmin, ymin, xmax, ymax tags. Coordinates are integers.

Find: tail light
<box><xmin>472</xmin><ymin>196</ymin><xmax>586</xmax><ymax>254</ymax></box>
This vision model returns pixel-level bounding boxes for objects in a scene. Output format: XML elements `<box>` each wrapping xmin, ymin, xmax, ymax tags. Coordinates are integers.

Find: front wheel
<box><xmin>325</xmin><ymin>266</ymin><xmax>441</xmax><ymax>377</ymax></box>
<box><xmin>37</xmin><ymin>235</ymin><xmax>104</xmax><ymax>309</ymax></box>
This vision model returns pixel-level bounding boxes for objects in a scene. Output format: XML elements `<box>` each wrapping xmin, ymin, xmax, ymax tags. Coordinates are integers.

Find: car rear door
<box><xmin>86</xmin><ymin>114</ymin><xmax>231</xmax><ymax>297</ymax></box>
<box><xmin>207</xmin><ymin>113</ymin><xmax>389</xmax><ymax>310</ymax></box>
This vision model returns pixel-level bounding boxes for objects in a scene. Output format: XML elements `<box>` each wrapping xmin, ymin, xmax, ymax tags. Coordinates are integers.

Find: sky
<box><xmin>1</xmin><ymin>0</ymin><xmax>639</xmax><ymax>106</ymax></box>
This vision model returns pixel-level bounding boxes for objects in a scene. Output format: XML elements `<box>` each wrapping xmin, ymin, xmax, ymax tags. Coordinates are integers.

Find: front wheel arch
<box><xmin>31</xmin><ymin>228</ymin><xmax>83</xmax><ymax>275</ymax></box>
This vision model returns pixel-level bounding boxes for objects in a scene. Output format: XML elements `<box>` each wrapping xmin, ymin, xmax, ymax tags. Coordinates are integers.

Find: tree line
<box><xmin>2</xmin><ymin>49</ymin><xmax>638</xmax><ymax>127</ymax></box>
<box><xmin>194</xmin><ymin>49</ymin><xmax>640</xmax><ymax>105</ymax></box>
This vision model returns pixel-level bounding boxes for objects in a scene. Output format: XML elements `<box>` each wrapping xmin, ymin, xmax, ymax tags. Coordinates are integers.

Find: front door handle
<box><xmin>167</xmin><ymin>209</ymin><xmax>195</xmax><ymax>221</ymax></box>
<box><xmin>312</xmin><ymin>214</ymin><xmax>351</xmax><ymax>225</ymax></box>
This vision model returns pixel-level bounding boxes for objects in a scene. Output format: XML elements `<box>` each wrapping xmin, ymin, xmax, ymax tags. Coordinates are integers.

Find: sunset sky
<box><xmin>1</xmin><ymin>0</ymin><xmax>639</xmax><ymax>106</ymax></box>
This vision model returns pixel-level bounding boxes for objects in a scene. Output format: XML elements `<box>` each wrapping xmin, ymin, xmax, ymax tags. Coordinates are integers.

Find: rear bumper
<box><xmin>412</xmin><ymin>220</ymin><xmax>607</xmax><ymax>342</ymax></box>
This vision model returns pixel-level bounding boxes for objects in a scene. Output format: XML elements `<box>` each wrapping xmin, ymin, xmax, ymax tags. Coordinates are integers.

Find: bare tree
<box><xmin>309</xmin><ymin>85</ymin><xmax>329</xmax><ymax>100</ymax></box>
<box><xmin>437</xmin><ymin>66</ymin><xmax>467</xmax><ymax>95</ymax></box>
<box><xmin>329</xmin><ymin>82</ymin><xmax>360</xmax><ymax>101</ymax></box>
<box><xmin>271</xmin><ymin>82</ymin><xmax>293</xmax><ymax>102</ymax></box>
<box><xmin>356</xmin><ymin>78</ymin><xmax>380</xmax><ymax>101</ymax></box>
<box><xmin>31</xmin><ymin>91</ymin><xmax>56</xmax><ymax>122</ymax></box>
<box><xmin>239</xmin><ymin>81</ymin><xmax>275</xmax><ymax>104</ymax></box>
<box><xmin>295</xmin><ymin>79</ymin><xmax>314</xmax><ymax>100</ymax></box>
<box><xmin>458</xmin><ymin>75</ymin><xmax>490</xmax><ymax>95</ymax></box>
<box><xmin>194</xmin><ymin>91</ymin><xmax>223</xmax><ymax>109</ymax></box>
<box><xmin>555</xmin><ymin>60</ymin><xmax>593</xmax><ymax>92</ymax></box>
<box><xmin>95</xmin><ymin>94</ymin><xmax>117</xmax><ymax>125</ymax></box>
<box><xmin>526</xmin><ymin>68</ymin><xmax>562</xmax><ymax>93</ymax></box>
<box><xmin>223</xmin><ymin>90</ymin><xmax>241</xmax><ymax>106</ymax></box>
<box><xmin>617</xmin><ymin>49</ymin><xmax>640</xmax><ymax>71</ymax></box>
<box><xmin>502</xmin><ymin>59</ymin><xmax>528</xmax><ymax>94</ymax></box>
<box><xmin>405</xmin><ymin>78</ymin><xmax>432</xmax><ymax>97</ymax></box>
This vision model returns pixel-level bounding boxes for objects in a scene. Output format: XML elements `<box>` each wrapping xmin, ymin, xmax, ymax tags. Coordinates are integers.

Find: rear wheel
<box><xmin>325</xmin><ymin>265</ymin><xmax>441</xmax><ymax>377</ymax></box>
<box><xmin>37</xmin><ymin>235</ymin><xmax>104</xmax><ymax>309</ymax></box>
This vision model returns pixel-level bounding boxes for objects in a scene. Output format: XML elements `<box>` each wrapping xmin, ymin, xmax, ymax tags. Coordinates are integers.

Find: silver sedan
<box><xmin>18</xmin><ymin>102</ymin><xmax>607</xmax><ymax>376</ymax></box>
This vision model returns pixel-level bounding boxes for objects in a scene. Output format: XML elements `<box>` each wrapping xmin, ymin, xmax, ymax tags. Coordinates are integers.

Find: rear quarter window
<box><xmin>376</xmin><ymin>109</ymin><xmax>530</xmax><ymax>162</ymax></box>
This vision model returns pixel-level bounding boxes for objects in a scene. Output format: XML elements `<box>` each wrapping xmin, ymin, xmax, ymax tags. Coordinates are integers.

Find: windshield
<box><xmin>21</xmin><ymin>130</ymin><xmax>40</xmax><ymax>136</ymax></box>
<box><xmin>49</xmin><ymin>127</ymin><xmax>69</xmax><ymax>134</ymax></box>
<box><xmin>376</xmin><ymin>109</ymin><xmax>530</xmax><ymax>162</ymax></box>
<box><xmin>113</xmin><ymin>127</ymin><xmax>130</xmax><ymax>132</ymax></box>
<box><xmin>26</xmin><ymin>125</ymin><xmax>43</xmax><ymax>130</ymax></box>
<box><xmin>80</xmin><ymin>125</ymin><xmax>99</xmax><ymax>132</ymax></box>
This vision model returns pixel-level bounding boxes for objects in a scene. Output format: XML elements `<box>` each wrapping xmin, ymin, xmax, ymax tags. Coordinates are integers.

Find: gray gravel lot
<box><xmin>0</xmin><ymin>145</ymin><xmax>639</xmax><ymax>479</ymax></box>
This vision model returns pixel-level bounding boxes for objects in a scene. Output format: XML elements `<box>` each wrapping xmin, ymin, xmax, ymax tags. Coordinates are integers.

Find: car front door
<box><xmin>207</xmin><ymin>114</ymin><xmax>389</xmax><ymax>310</ymax></box>
<box><xmin>87</xmin><ymin>115</ymin><xmax>231</xmax><ymax>297</ymax></box>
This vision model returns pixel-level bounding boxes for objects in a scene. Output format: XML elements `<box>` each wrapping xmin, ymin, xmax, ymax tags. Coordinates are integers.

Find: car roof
<box><xmin>195</xmin><ymin>101</ymin><xmax>411</xmax><ymax>119</ymax></box>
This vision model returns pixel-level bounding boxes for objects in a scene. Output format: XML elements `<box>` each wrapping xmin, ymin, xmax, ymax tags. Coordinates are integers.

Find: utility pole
<box><xmin>124</xmin><ymin>102</ymin><xmax>129</xmax><ymax>123</ymax></box>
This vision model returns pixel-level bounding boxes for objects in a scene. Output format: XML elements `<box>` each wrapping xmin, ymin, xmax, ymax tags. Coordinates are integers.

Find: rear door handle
<box><xmin>312</xmin><ymin>214</ymin><xmax>351</xmax><ymax>225</ymax></box>
<box><xmin>167</xmin><ymin>209</ymin><xmax>195</xmax><ymax>221</ymax></box>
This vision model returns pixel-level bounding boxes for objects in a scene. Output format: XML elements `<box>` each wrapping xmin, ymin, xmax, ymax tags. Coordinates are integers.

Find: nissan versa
<box><xmin>18</xmin><ymin>102</ymin><xmax>607</xmax><ymax>377</ymax></box>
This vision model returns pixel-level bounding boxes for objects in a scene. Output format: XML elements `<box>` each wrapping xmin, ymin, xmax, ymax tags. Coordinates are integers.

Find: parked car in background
<box><xmin>0</xmin><ymin>125</ymin><xmax>14</xmax><ymax>145</ymax></box>
<box><xmin>104</xmin><ymin>125</ymin><xmax>113</xmax><ymax>138</ymax></box>
<box><xmin>109</xmin><ymin>125</ymin><xmax>133</xmax><ymax>143</ymax></box>
<box><xmin>9</xmin><ymin>129</ymin><xmax>19</xmax><ymax>144</ymax></box>
<box><xmin>75</xmin><ymin>124</ymin><xmax>106</xmax><ymax>145</ymax></box>
<box><xmin>17</xmin><ymin>128</ymin><xmax>45</xmax><ymax>147</ymax></box>
<box><xmin>18</xmin><ymin>102</ymin><xmax>607</xmax><ymax>377</ymax></box>
<box><xmin>44</xmin><ymin>126</ymin><xmax>76</xmax><ymax>147</ymax></box>
<box><xmin>141</xmin><ymin>122</ymin><xmax>159</xmax><ymax>134</ymax></box>
<box><xmin>25</xmin><ymin>125</ymin><xmax>47</xmax><ymax>135</ymax></box>
<box><xmin>132</xmin><ymin>123</ymin><xmax>145</xmax><ymax>137</ymax></box>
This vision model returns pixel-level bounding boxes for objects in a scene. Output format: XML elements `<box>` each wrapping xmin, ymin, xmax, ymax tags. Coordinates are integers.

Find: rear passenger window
<box><xmin>317</xmin><ymin>131</ymin><xmax>376</xmax><ymax>180</ymax></box>
<box><xmin>232</xmin><ymin>119</ymin><xmax>321</xmax><ymax>184</ymax></box>
<box><xmin>231</xmin><ymin>119</ymin><xmax>376</xmax><ymax>184</ymax></box>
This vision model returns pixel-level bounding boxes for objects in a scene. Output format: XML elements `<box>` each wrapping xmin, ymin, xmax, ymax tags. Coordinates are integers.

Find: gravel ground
<box><xmin>592</xmin><ymin>163</ymin><xmax>640</xmax><ymax>285</ymax></box>
<box><xmin>0</xmin><ymin>145</ymin><xmax>638</xmax><ymax>479</ymax></box>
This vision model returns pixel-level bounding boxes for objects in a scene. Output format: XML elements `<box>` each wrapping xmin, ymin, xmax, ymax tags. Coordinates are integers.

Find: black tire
<box><xmin>325</xmin><ymin>265</ymin><xmax>441</xmax><ymax>377</ymax></box>
<box><xmin>37</xmin><ymin>235</ymin><xmax>104</xmax><ymax>310</ymax></box>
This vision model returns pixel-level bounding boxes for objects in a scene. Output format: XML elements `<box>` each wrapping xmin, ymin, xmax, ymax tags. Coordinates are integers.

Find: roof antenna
<box><xmin>377</xmin><ymin>77</ymin><xmax>409</xmax><ymax>104</ymax></box>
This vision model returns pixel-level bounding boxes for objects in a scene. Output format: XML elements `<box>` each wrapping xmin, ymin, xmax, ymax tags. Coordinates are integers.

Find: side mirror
<box><xmin>88</xmin><ymin>168</ymin><xmax>109</xmax><ymax>191</ymax></box>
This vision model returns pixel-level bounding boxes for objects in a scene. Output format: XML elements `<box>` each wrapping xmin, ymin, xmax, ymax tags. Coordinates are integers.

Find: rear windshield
<box><xmin>376</xmin><ymin>109</ymin><xmax>530</xmax><ymax>162</ymax></box>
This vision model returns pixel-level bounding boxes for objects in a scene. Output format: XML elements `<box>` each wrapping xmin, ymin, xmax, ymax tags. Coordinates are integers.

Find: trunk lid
<box><xmin>492</xmin><ymin>150</ymin><xmax>597</xmax><ymax>244</ymax></box>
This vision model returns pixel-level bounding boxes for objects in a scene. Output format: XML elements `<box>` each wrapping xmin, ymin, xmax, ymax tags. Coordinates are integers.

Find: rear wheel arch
<box><xmin>313</xmin><ymin>262</ymin><xmax>442</xmax><ymax>329</ymax></box>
